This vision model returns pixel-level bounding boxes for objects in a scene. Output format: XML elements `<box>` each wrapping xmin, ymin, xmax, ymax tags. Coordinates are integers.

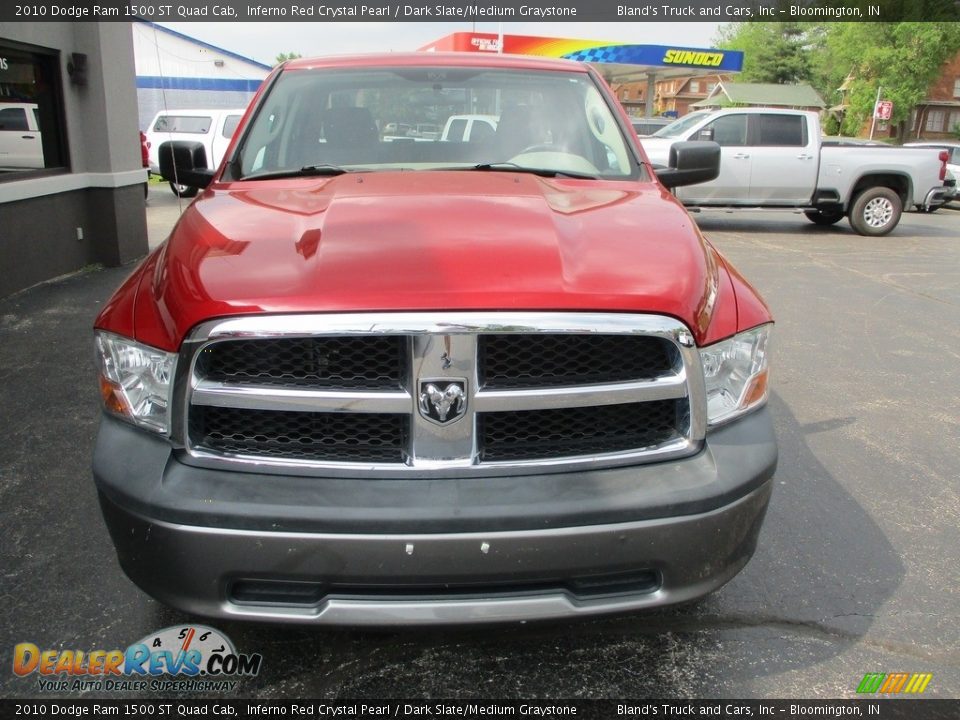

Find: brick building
<box><xmin>612</xmin><ymin>74</ymin><xmax>731</xmax><ymax>119</ymax></box>
<box><xmin>908</xmin><ymin>51</ymin><xmax>960</xmax><ymax>141</ymax></box>
<box><xmin>843</xmin><ymin>50</ymin><xmax>960</xmax><ymax>141</ymax></box>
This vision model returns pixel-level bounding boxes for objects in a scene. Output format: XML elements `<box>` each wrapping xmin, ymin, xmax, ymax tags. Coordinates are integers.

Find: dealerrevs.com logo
<box><xmin>13</xmin><ymin>625</ymin><xmax>262</xmax><ymax>693</ymax></box>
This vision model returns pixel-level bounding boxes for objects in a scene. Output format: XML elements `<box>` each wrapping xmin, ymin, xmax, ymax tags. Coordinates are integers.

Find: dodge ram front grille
<box><xmin>479</xmin><ymin>334</ymin><xmax>676</xmax><ymax>388</ymax></box>
<box><xmin>479</xmin><ymin>400</ymin><xmax>683</xmax><ymax>462</ymax></box>
<box><xmin>190</xmin><ymin>406</ymin><xmax>406</xmax><ymax>463</ymax></box>
<box><xmin>195</xmin><ymin>336</ymin><xmax>406</xmax><ymax>389</ymax></box>
<box><xmin>178</xmin><ymin>313</ymin><xmax>705</xmax><ymax>476</ymax></box>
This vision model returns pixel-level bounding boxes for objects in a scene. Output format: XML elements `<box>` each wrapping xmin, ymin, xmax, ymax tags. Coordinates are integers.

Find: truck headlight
<box><xmin>95</xmin><ymin>331</ymin><xmax>176</xmax><ymax>434</ymax></box>
<box><xmin>700</xmin><ymin>324</ymin><xmax>771</xmax><ymax>426</ymax></box>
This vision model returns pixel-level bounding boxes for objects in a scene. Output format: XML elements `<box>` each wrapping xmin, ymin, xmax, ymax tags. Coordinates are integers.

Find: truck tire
<box><xmin>169</xmin><ymin>181</ymin><xmax>199</xmax><ymax>199</ymax></box>
<box><xmin>804</xmin><ymin>209</ymin><xmax>844</xmax><ymax>226</ymax></box>
<box><xmin>848</xmin><ymin>187</ymin><xmax>901</xmax><ymax>236</ymax></box>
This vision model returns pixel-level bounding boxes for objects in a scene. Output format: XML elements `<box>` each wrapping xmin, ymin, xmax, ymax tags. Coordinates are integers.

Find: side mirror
<box><xmin>655</xmin><ymin>141</ymin><xmax>720</xmax><ymax>189</ymax></box>
<box><xmin>158</xmin><ymin>141</ymin><xmax>215</xmax><ymax>190</ymax></box>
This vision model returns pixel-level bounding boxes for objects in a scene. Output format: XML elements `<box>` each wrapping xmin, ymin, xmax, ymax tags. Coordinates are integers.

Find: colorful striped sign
<box><xmin>857</xmin><ymin>673</ymin><xmax>933</xmax><ymax>694</ymax></box>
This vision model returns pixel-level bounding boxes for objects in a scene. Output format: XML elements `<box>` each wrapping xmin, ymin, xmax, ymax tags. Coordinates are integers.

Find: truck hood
<box><xmin>134</xmin><ymin>171</ymin><xmax>726</xmax><ymax>349</ymax></box>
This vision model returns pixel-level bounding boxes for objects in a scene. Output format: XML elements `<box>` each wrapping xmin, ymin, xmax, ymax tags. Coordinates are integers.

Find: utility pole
<box><xmin>868</xmin><ymin>85</ymin><xmax>881</xmax><ymax>140</ymax></box>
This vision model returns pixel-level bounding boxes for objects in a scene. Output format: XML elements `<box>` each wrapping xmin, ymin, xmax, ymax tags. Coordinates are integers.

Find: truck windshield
<box><xmin>232</xmin><ymin>66</ymin><xmax>637</xmax><ymax>181</ymax></box>
<box><xmin>651</xmin><ymin>111</ymin><xmax>711</xmax><ymax>138</ymax></box>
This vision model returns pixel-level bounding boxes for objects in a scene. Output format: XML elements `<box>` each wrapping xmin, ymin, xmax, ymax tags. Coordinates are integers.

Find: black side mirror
<box><xmin>655</xmin><ymin>141</ymin><xmax>720</xmax><ymax>189</ymax></box>
<box><xmin>158</xmin><ymin>141</ymin><xmax>215</xmax><ymax>190</ymax></box>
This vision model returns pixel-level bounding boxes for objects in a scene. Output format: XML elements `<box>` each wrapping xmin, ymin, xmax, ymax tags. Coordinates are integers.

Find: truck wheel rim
<box><xmin>863</xmin><ymin>197</ymin><xmax>894</xmax><ymax>228</ymax></box>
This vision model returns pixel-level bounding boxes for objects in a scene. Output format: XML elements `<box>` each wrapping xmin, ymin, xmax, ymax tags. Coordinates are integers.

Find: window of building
<box><xmin>949</xmin><ymin>111</ymin><xmax>960</xmax><ymax>134</ymax></box>
<box><xmin>621</xmin><ymin>89</ymin><xmax>629</xmax><ymax>100</ymax></box>
<box><xmin>0</xmin><ymin>38</ymin><xmax>69</xmax><ymax>178</ymax></box>
<box><xmin>689</xmin><ymin>80</ymin><xmax>700</xmax><ymax>93</ymax></box>
<box><xmin>954</xmin><ymin>77</ymin><xmax>960</xmax><ymax>98</ymax></box>
<box><xmin>925</xmin><ymin>110</ymin><xmax>945</xmax><ymax>132</ymax></box>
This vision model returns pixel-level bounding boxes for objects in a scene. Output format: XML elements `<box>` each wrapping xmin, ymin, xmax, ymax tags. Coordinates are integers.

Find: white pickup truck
<box><xmin>640</xmin><ymin>108</ymin><xmax>950</xmax><ymax>236</ymax></box>
<box><xmin>146</xmin><ymin>108</ymin><xmax>245</xmax><ymax>197</ymax></box>
<box><xmin>0</xmin><ymin>102</ymin><xmax>43</xmax><ymax>170</ymax></box>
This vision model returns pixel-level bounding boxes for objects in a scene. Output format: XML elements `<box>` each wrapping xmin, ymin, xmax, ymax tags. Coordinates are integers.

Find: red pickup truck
<box><xmin>93</xmin><ymin>53</ymin><xmax>776</xmax><ymax>625</ymax></box>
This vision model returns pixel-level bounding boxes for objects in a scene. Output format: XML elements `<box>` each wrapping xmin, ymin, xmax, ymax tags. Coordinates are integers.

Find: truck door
<box><xmin>211</xmin><ymin>113</ymin><xmax>243</xmax><ymax>169</ymax></box>
<box><xmin>0</xmin><ymin>105</ymin><xmax>43</xmax><ymax>169</ymax></box>
<box><xmin>677</xmin><ymin>113</ymin><xmax>751</xmax><ymax>204</ymax></box>
<box><xmin>747</xmin><ymin>113</ymin><xmax>817</xmax><ymax>204</ymax></box>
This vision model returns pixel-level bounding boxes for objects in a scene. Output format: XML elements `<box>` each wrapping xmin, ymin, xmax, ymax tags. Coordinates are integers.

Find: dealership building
<box><xmin>0</xmin><ymin>21</ymin><xmax>270</xmax><ymax>298</ymax></box>
<box><xmin>132</xmin><ymin>21</ymin><xmax>269</xmax><ymax>131</ymax></box>
<box><xmin>0</xmin><ymin>23</ymin><xmax>146</xmax><ymax>298</ymax></box>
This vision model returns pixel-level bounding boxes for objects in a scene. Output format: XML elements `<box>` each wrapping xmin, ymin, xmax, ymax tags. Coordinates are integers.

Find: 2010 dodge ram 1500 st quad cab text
<box><xmin>93</xmin><ymin>53</ymin><xmax>777</xmax><ymax>626</ymax></box>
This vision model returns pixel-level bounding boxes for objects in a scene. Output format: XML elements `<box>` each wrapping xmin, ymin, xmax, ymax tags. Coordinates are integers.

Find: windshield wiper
<box><xmin>241</xmin><ymin>164</ymin><xmax>350</xmax><ymax>181</ymax></box>
<box><xmin>467</xmin><ymin>162</ymin><xmax>598</xmax><ymax>180</ymax></box>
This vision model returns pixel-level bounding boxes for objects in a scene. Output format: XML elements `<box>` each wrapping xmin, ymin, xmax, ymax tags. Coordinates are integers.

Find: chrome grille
<box><xmin>195</xmin><ymin>336</ymin><xmax>405</xmax><ymax>389</ymax></box>
<box><xmin>479</xmin><ymin>400</ymin><xmax>682</xmax><ymax>462</ymax></box>
<box><xmin>178</xmin><ymin>313</ymin><xmax>705</xmax><ymax>477</ymax></box>
<box><xmin>480</xmin><ymin>334</ymin><xmax>677</xmax><ymax>388</ymax></box>
<box><xmin>190</xmin><ymin>406</ymin><xmax>406</xmax><ymax>463</ymax></box>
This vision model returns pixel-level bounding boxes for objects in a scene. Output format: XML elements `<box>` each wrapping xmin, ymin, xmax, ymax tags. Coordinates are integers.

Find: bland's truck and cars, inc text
<box><xmin>93</xmin><ymin>52</ymin><xmax>777</xmax><ymax>625</ymax></box>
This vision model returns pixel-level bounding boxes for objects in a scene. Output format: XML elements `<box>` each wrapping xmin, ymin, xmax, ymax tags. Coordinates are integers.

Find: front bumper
<box><xmin>94</xmin><ymin>408</ymin><xmax>777</xmax><ymax>625</ymax></box>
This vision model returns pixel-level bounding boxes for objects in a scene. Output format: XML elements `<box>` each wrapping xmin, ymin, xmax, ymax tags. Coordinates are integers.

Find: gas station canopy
<box><xmin>419</xmin><ymin>32</ymin><xmax>744</xmax><ymax>83</ymax></box>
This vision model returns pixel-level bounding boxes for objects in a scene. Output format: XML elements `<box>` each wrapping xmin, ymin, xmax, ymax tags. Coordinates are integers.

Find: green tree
<box><xmin>715</xmin><ymin>22</ymin><xmax>819</xmax><ymax>85</ymax></box>
<box><xmin>275</xmin><ymin>52</ymin><xmax>302</xmax><ymax>66</ymax></box>
<box><xmin>820</xmin><ymin>23</ymin><xmax>960</xmax><ymax>138</ymax></box>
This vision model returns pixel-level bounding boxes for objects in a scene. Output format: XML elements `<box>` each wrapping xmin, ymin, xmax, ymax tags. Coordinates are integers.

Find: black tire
<box><xmin>848</xmin><ymin>187</ymin><xmax>902</xmax><ymax>236</ymax></box>
<box><xmin>169</xmin><ymin>181</ymin><xmax>199</xmax><ymax>198</ymax></box>
<box><xmin>804</xmin><ymin>209</ymin><xmax>844</xmax><ymax>226</ymax></box>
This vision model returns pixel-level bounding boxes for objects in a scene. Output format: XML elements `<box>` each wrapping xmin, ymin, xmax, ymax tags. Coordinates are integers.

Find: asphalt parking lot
<box><xmin>1</xmin><ymin>186</ymin><xmax>958</xmax><ymax>700</ymax></box>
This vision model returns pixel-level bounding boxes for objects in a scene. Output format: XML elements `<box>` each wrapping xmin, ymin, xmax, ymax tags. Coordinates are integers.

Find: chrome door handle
<box><xmin>733</xmin><ymin>153</ymin><xmax>750</xmax><ymax>159</ymax></box>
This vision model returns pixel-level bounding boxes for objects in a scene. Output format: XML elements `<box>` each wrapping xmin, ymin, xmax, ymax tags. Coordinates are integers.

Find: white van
<box><xmin>145</xmin><ymin>108</ymin><xmax>245</xmax><ymax>197</ymax></box>
<box><xmin>0</xmin><ymin>102</ymin><xmax>43</xmax><ymax>170</ymax></box>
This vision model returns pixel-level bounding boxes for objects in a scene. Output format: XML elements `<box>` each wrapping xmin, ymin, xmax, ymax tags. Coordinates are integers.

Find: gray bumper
<box><xmin>94</xmin><ymin>408</ymin><xmax>777</xmax><ymax>625</ymax></box>
<box><xmin>923</xmin><ymin>185</ymin><xmax>948</xmax><ymax>210</ymax></box>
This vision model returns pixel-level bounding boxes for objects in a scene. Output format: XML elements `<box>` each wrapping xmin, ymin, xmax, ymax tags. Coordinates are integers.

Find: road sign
<box><xmin>875</xmin><ymin>100</ymin><xmax>893</xmax><ymax>120</ymax></box>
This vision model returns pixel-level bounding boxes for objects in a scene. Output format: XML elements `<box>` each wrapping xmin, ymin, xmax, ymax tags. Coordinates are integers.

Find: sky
<box><xmin>158</xmin><ymin>22</ymin><xmax>724</xmax><ymax>66</ymax></box>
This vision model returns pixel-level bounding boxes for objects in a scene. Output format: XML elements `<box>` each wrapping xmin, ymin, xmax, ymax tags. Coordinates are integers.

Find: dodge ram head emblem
<box><xmin>418</xmin><ymin>379</ymin><xmax>467</xmax><ymax>425</ymax></box>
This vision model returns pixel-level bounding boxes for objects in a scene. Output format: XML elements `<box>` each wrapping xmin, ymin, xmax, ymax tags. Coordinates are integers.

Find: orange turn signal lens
<box><xmin>742</xmin><ymin>368</ymin><xmax>769</xmax><ymax>408</ymax></box>
<box><xmin>99</xmin><ymin>375</ymin><xmax>131</xmax><ymax>417</ymax></box>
